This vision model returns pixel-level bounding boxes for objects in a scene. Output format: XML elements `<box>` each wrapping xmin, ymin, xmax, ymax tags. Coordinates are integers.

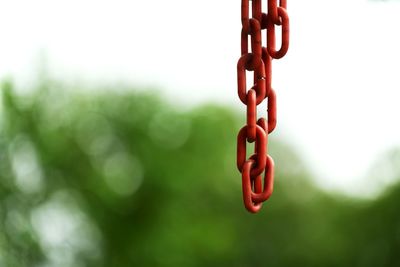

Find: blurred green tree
<box><xmin>0</xmin><ymin>81</ymin><xmax>399</xmax><ymax>267</ymax></box>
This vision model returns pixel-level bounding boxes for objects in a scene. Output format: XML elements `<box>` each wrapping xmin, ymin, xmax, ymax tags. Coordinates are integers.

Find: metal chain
<box><xmin>237</xmin><ymin>0</ymin><xmax>289</xmax><ymax>213</ymax></box>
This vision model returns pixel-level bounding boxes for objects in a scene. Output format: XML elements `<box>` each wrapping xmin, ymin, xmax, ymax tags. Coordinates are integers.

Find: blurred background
<box><xmin>1</xmin><ymin>0</ymin><xmax>400</xmax><ymax>266</ymax></box>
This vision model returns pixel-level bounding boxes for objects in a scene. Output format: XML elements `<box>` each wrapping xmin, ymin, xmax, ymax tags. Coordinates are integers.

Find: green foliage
<box><xmin>1</xmin><ymin>81</ymin><xmax>400</xmax><ymax>267</ymax></box>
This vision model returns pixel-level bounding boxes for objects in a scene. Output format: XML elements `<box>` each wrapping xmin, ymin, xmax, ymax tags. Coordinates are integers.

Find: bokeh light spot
<box><xmin>30</xmin><ymin>191</ymin><xmax>102</xmax><ymax>266</ymax></box>
<box><xmin>148</xmin><ymin>111</ymin><xmax>190</xmax><ymax>150</ymax></box>
<box><xmin>103</xmin><ymin>152</ymin><xmax>144</xmax><ymax>197</ymax></box>
<box><xmin>9</xmin><ymin>135</ymin><xmax>44</xmax><ymax>194</ymax></box>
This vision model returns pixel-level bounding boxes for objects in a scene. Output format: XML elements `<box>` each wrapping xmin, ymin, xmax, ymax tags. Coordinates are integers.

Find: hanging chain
<box><xmin>237</xmin><ymin>0</ymin><xmax>289</xmax><ymax>213</ymax></box>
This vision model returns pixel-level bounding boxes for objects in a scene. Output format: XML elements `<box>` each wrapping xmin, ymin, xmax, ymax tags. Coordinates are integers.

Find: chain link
<box><xmin>237</xmin><ymin>0</ymin><xmax>290</xmax><ymax>213</ymax></box>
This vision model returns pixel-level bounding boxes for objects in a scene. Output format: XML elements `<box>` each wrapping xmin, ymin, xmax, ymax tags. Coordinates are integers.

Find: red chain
<box><xmin>237</xmin><ymin>0</ymin><xmax>289</xmax><ymax>213</ymax></box>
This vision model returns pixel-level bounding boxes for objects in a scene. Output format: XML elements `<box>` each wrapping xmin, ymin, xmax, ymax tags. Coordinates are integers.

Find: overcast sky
<box><xmin>1</xmin><ymin>0</ymin><xmax>400</xmax><ymax>197</ymax></box>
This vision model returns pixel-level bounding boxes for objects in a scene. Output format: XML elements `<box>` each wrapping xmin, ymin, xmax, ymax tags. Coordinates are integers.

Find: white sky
<box><xmin>1</xmin><ymin>0</ymin><xmax>400</xmax><ymax>197</ymax></box>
